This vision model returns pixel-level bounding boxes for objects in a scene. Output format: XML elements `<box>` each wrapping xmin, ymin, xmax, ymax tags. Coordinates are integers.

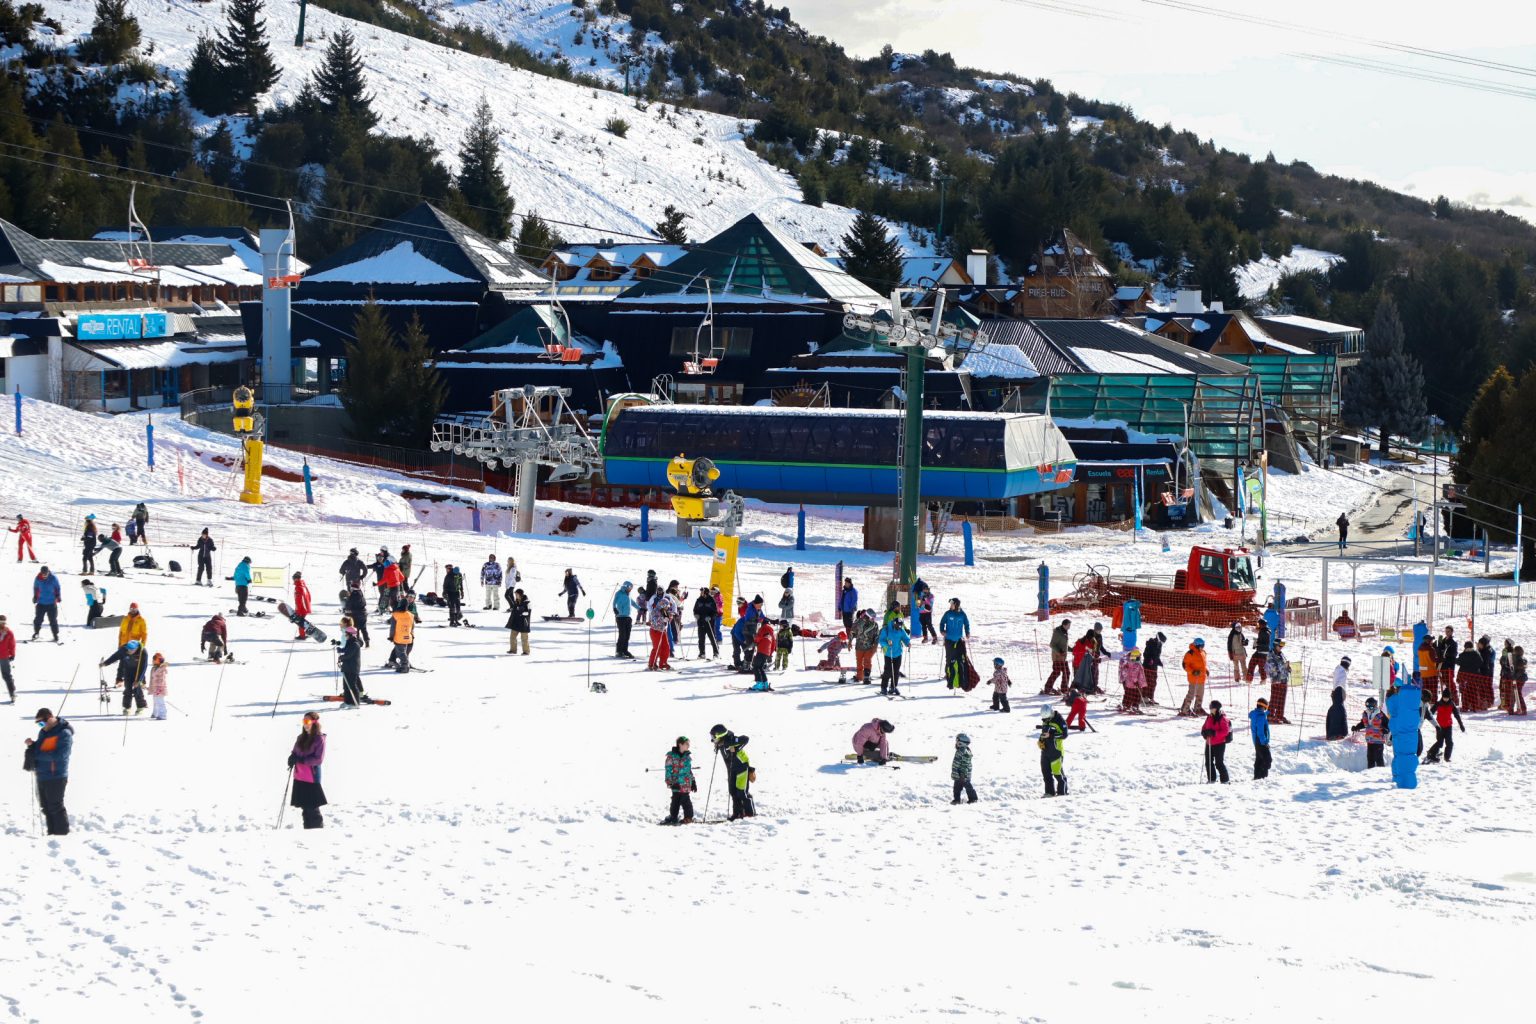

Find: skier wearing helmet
<box><xmin>101</xmin><ymin>638</ymin><xmax>149</xmax><ymax>715</ymax></box>
<box><xmin>1179</xmin><ymin>638</ymin><xmax>1208</xmax><ymax>717</ymax></box>
<box><xmin>1351</xmin><ymin>696</ymin><xmax>1389</xmax><ymax>768</ymax></box>
<box><xmin>1038</xmin><ymin>705</ymin><xmax>1068</xmax><ymax>796</ymax></box>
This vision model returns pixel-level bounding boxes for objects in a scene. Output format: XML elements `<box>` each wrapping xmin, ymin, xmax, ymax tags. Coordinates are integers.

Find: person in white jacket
<box><xmin>480</xmin><ymin>555</ymin><xmax>503</xmax><ymax>610</ymax></box>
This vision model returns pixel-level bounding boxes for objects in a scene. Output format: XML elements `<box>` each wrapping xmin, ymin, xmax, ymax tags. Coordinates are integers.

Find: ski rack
<box><xmin>430</xmin><ymin>385</ymin><xmax>601</xmax><ymax>480</ymax></box>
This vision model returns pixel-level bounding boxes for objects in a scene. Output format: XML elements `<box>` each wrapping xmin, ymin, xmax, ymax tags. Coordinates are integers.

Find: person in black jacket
<box><xmin>101</xmin><ymin>640</ymin><xmax>149</xmax><ymax>715</ymax></box>
<box><xmin>337</xmin><ymin>622</ymin><xmax>366</xmax><ymax>706</ymax></box>
<box><xmin>693</xmin><ymin>588</ymin><xmax>720</xmax><ymax>659</ymax></box>
<box><xmin>1142</xmin><ymin>632</ymin><xmax>1165</xmax><ymax>704</ymax></box>
<box><xmin>342</xmin><ymin>583</ymin><xmax>370</xmax><ymax>647</ymax></box>
<box><xmin>339</xmin><ymin>548</ymin><xmax>366</xmax><ymax>590</ymax></box>
<box><xmin>505</xmin><ymin>588</ymin><xmax>531</xmax><ymax>655</ymax></box>
<box><xmin>443</xmin><ymin>565</ymin><xmax>466</xmax><ymax>627</ymax></box>
<box><xmin>558</xmin><ymin>569</ymin><xmax>585</xmax><ymax>618</ymax></box>
<box><xmin>192</xmin><ymin>528</ymin><xmax>217</xmax><ymax>586</ymax></box>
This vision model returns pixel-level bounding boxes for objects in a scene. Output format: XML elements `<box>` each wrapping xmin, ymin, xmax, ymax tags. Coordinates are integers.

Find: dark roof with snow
<box><xmin>0</xmin><ymin>219</ymin><xmax>255</xmax><ymax>285</ymax></box>
<box><xmin>970</xmin><ymin>318</ymin><xmax>1251</xmax><ymax>379</ymax></box>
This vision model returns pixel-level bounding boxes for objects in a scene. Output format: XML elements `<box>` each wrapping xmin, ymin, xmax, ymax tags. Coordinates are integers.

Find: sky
<box><xmin>794</xmin><ymin>0</ymin><xmax>1536</xmax><ymax>225</ymax></box>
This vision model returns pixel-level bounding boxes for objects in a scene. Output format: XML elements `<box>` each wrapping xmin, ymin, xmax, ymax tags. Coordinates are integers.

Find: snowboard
<box><xmin>89</xmin><ymin>614</ymin><xmax>125</xmax><ymax>629</ymax></box>
<box><xmin>842</xmin><ymin>753</ymin><xmax>937</xmax><ymax>764</ymax></box>
<box><xmin>228</xmin><ymin>609</ymin><xmax>268</xmax><ymax>618</ymax></box>
<box><xmin>276</xmin><ymin>602</ymin><xmax>328</xmax><ymax>643</ymax></box>
<box><xmin>542</xmin><ymin>615</ymin><xmax>581</xmax><ymax>622</ymax></box>
<box><xmin>320</xmin><ymin>695</ymin><xmax>393</xmax><ymax>706</ymax></box>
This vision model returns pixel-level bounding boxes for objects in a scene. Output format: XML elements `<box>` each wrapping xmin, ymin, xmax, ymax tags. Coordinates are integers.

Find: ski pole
<box><xmin>209</xmin><ymin>662</ymin><xmax>226</xmax><ymax>733</ymax></box>
<box><xmin>55</xmin><ymin>666</ymin><xmax>79</xmax><ymax>716</ymax></box>
<box><xmin>270</xmin><ymin>637</ymin><xmax>297</xmax><ymax>717</ymax></box>
<box><xmin>702</xmin><ymin>748</ymin><xmax>719</xmax><ymax>822</ymax></box>
<box><xmin>277</xmin><ymin>767</ymin><xmax>293</xmax><ymax>829</ymax></box>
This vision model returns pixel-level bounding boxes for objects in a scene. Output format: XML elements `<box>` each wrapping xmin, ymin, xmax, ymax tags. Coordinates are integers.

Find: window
<box><xmin>1197</xmin><ymin>553</ymin><xmax>1226</xmax><ymax>589</ymax></box>
<box><xmin>1229</xmin><ymin>557</ymin><xmax>1255</xmax><ymax>591</ymax></box>
<box><xmin>669</xmin><ymin>326</ymin><xmax>754</xmax><ymax>357</ymax></box>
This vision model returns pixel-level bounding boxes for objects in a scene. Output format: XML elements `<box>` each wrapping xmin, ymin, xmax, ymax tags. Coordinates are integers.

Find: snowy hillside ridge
<box><xmin>42</xmin><ymin>0</ymin><xmax>904</xmax><ymax>251</ymax></box>
<box><xmin>426</xmin><ymin>0</ymin><xmax>664</xmax><ymax>90</ymax></box>
<box><xmin>1235</xmin><ymin>245</ymin><xmax>1344</xmax><ymax>303</ymax></box>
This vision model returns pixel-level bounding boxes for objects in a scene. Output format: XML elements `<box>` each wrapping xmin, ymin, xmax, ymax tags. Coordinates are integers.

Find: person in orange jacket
<box><xmin>1179</xmin><ymin>638</ymin><xmax>1208</xmax><ymax>717</ymax></box>
<box><xmin>117</xmin><ymin>602</ymin><xmax>147</xmax><ymax>648</ymax></box>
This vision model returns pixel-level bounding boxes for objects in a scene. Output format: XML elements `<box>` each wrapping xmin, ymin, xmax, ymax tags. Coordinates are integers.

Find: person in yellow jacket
<box><xmin>1179</xmin><ymin>637</ymin><xmax>1208</xmax><ymax>717</ymax></box>
<box><xmin>117</xmin><ymin>602</ymin><xmax>147</xmax><ymax>648</ymax></box>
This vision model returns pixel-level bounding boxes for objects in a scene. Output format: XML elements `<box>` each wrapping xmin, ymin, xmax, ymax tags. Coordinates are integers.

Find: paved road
<box><xmin>1274</xmin><ymin>468</ymin><xmax>1425</xmax><ymax>559</ymax></box>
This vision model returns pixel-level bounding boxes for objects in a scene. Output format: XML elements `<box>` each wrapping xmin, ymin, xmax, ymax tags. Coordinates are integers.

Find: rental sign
<box><xmin>74</xmin><ymin>312</ymin><xmax>172</xmax><ymax>340</ymax></box>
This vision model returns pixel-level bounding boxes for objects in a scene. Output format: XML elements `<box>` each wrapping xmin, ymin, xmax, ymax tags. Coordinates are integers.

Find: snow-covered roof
<box><xmin>304</xmin><ymin>242</ymin><xmax>476</xmax><ymax>286</ymax></box>
<box><xmin>298</xmin><ymin>204</ymin><xmax>544</xmax><ymax>292</ymax></box>
<box><xmin>1258</xmin><ymin>314</ymin><xmax>1362</xmax><ymax>335</ymax></box>
<box><xmin>1</xmin><ymin>219</ymin><xmax>262</xmax><ymax>287</ymax></box>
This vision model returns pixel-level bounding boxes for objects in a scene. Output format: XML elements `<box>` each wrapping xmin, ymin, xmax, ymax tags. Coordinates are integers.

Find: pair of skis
<box><xmin>841</xmin><ymin>753</ymin><xmax>938</xmax><ymax>765</ymax></box>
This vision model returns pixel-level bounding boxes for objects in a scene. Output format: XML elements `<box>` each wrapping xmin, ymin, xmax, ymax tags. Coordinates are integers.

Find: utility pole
<box><xmin>1432</xmin><ymin>421</ymin><xmax>1441</xmax><ymax>567</ymax></box>
<box><xmin>935</xmin><ymin>174</ymin><xmax>956</xmax><ymax>247</ymax></box>
<box><xmin>295</xmin><ymin>0</ymin><xmax>307</xmax><ymax>47</ymax></box>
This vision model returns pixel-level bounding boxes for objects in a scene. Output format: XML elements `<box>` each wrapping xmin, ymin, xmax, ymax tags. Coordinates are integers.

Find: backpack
<box><xmin>780</xmin><ymin>571</ymin><xmax>792</xmax><ymax>589</ymax></box>
<box><xmin>131</xmin><ymin>554</ymin><xmax>159</xmax><ymax>570</ymax></box>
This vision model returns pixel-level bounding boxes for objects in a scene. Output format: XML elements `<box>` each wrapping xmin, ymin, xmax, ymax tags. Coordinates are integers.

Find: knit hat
<box><xmin>956</xmin><ymin>733</ymin><xmax>971</xmax><ymax>746</ymax></box>
<box><xmin>1340</xmin><ymin>656</ymin><xmax>1352</xmax><ymax>667</ymax></box>
<box><xmin>676</xmin><ymin>735</ymin><xmax>689</xmax><ymax>746</ymax></box>
<box><xmin>1256</xmin><ymin>698</ymin><xmax>1268</xmax><ymax>708</ymax></box>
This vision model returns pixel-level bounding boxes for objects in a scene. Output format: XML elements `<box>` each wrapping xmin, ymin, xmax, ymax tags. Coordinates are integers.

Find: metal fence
<box><xmin>1285</xmin><ymin>582</ymin><xmax>1528</xmax><ymax>642</ymax></box>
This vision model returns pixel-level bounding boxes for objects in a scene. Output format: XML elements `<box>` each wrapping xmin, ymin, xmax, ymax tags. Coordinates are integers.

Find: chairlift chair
<box><xmin>680</xmin><ymin>279</ymin><xmax>722</xmax><ymax>376</ymax></box>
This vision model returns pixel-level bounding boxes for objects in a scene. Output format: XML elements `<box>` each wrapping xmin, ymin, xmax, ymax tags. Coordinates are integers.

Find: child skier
<box><xmin>1351</xmin><ymin>696</ymin><xmax>1389</xmax><ymax>768</ymax></box>
<box><xmin>1422</xmin><ymin>693</ymin><xmax>1466</xmax><ymax>763</ymax></box>
<box><xmin>148</xmin><ymin>653</ymin><xmax>168</xmax><ymax>720</ymax></box>
<box><xmin>989</xmin><ymin>657</ymin><xmax>1011</xmax><ymax>713</ymax></box>
<box><xmin>1119</xmin><ymin>648</ymin><xmax>1145</xmax><ymax>714</ymax></box>
<box><xmin>662</xmin><ymin>736</ymin><xmax>697</xmax><ymax>825</ymax></box>
<box><xmin>950</xmin><ymin>733</ymin><xmax>977</xmax><ymax>804</ymax></box>
<box><xmin>1064</xmin><ymin>685</ymin><xmax>1089</xmax><ymax>732</ymax></box>
<box><xmin>774</xmin><ymin>620</ymin><xmax>793</xmax><ymax>672</ymax></box>
<box><xmin>751</xmin><ymin>618</ymin><xmax>776</xmax><ymax>690</ymax></box>
<box><xmin>1038</xmin><ymin>706</ymin><xmax>1068</xmax><ymax>796</ymax></box>
<box><xmin>817</xmin><ymin>631</ymin><xmax>849</xmax><ymax>682</ymax></box>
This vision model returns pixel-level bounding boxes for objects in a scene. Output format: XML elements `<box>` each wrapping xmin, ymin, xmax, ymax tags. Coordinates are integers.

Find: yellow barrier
<box><xmin>240</xmin><ymin>438</ymin><xmax>264</xmax><ymax>505</ymax></box>
<box><xmin>710</xmin><ymin>534</ymin><xmax>739</xmax><ymax>627</ymax></box>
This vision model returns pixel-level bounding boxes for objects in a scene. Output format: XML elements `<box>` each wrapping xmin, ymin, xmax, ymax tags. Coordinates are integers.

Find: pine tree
<box><xmin>396</xmin><ymin>314</ymin><xmax>448</xmax><ymax>447</ymax></box>
<box><xmin>454</xmin><ymin>97</ymin><xmax>514</xmax><ymax>241</ymax></box>
<box><xmin>312</xmin><ymin>28</ymin><xmax>377</xmax><ymax>129</ymax></box>
<box><xmin>1236</xmin><ymin>164</ymin><xmax>1278</xmax><ymax>233</ymax></box>
<box><xmin>183</xmin><ymin>35</ymin><xmax>231</xmax><ymax>115</ymax></box>
<box><xmin>79</xmin><ymin>0</ymin><xmax>140</xmax><ymax>65</ymax></box>
<box><xmin>1341</xmin><ymin>297</ymin><xmax>1430</xmax><ymax>459</ymax></box>
<box><xmin>839</xmin><ymin>209</ymin><xmax>904</xmax><ymax>294</ymax></box>
<box><xmin>39</xmin><ymin>120</ymin><xmax>105</xmax><ymax>238</ymax></box>
<box><xmin>655</xmin><ymin>204</ymin><xmax>689</xmax><ymax>244</ymax></box>
<box><xmin>515</xmin><ymin>211</ymin><xmax>565</xmax><ymax>263</ymax></box>
<box><xmin>339</xmin><ymin>298</ymin><xmax>406</xmax><ymax>443</ymax></box>
<box><xmin>214</xmin><ymin>0</ymin><xmax>280</xmax><ymax>111</ymax></box>
<box><xmin>1454</xmin><ymin>365</ymin><xmax>1515</xmax><ymax>484</ymax></box>
<box><xmin>1467</xmin><ymin>368</ymin><xmax>1536</xmax><ymax>543</ymax></box>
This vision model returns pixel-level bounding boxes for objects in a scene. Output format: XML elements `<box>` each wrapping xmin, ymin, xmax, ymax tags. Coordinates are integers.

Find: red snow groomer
<box><xmin>1049</xmin><ymin>546</ymin><xmax>1262</xmax><ymax>628</ymax></box>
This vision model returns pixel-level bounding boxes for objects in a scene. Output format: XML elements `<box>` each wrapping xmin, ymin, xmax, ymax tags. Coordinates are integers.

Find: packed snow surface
<box><xmin>1</xmin><ymin>400</ymin><xmax>1532</xmax><ymax>1022</ymax></box>
<box><xmin>1235</xmin><ymin>245</ymin><xmax>1345</xmax><ymax>302</ymax></box>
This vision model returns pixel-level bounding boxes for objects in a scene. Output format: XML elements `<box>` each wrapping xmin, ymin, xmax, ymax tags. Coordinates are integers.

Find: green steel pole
<box><xmin>898</xmin><ymin>345</ymin><xmax>926</xmax><ymax>586</ymax></box>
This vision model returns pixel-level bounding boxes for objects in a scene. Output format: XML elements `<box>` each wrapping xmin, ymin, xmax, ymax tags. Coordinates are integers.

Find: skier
<box><xmin>81</xmin><ymin>578</ymin><xmax>107</xmax><ymax>627</ymax></box>
<box><xmin>558</xmin><ymin>569</ymin><xmax>586</xmax><ymax>619</ymax></box>
<box><xmin>386</xmin><ymin>601</ymin><xmax>416</xmax><ymax>672</ymax></box>
<box><xmin>286</xmin><ymin>711</ymin><xmax>327</xmax><ymax>829</ymax></box>
<box><xmin>148</xmin><ymin>653</ymin><xmax>168</xmax><ymax>720</ymax></box>
<box><xmin>339</xmin><ymin>548</ymin><xmax>366</xmax><ymax>591</ymax></box>
<box><xmin>132</xmin><ymin>502</ymin><xmax>149</xmax><ymax>545</ymax></box>
<box><xmin>1250</xmin><ymin>698</ymin><xmax>1271</xmax><ymax>779</ymax></box>
<box><xmin>751</xmin><ymin>617</ymin><xmax>775</xmax><ymax>690</ymax></box>
<box><xmin>505</xmin><ymin>588</ymin><xmax>531</xmax><ymax>655</ymax></box>
<box><xmin>398</xmin><ymin>545</ymin><xmax>414</xmax><ymax>590</ymax></box>
<box><xmin>10</xmin><ymin>514</ymin><xmax>36</xmax><ymax>561</ymax></box>
<box><xmin>376</xmin><ymin>554</ymin><xmax>405</xmax><ymax>614</ymax></box>
<box><xmin>1351</xmin><ymin>697</ymin><xmax>1389</xmax><ymax>768</ymax></box>
<box><xmin>342</xmin><ymin>583</ymin><xmax>370</xmax><ymax>647</ymax></box>
<box><xmin>774</xmin><ymin>620</ymin><xmax>793</xmax><ymax>672</ymax></box>
<box><xmin>1266</xmin><ymin>639</ymin><xmax>1292</xmax><ymax>725</ymax></box>
<box><xmin>817</xmin><ymin>630</ymin><xmax>849</xmax><ymax>682</ymax></box>
<box><xmin>989</xmin><ymin>656</ymin><xmax>1012</xmax><ymax>713</ymax></box>
<box><xmin>839</xmin><ymin>578</ymin><xmax>858</xmax><ymax>635</ymax></box>
<box><xmin>1326</xmin><ymin>671</ymin><xmax>1349</xmax><ymax>740</ymax></box>
<box><xmin>662</xmin><ymin>736</ymin><xmax>697</xmax><ymax>825</ymax></box>
<box><xmin>1336</xmin><ymin>512</ymin><xmax>1349</xmax><ymax>552</ymax></box>
<box><xmin>233</xmin><ymin>556</ymin><xmax>253</xmax><ymax>616</ymax></box>
<box><xmin>1044</xmin><ymin>618</ymin><xmax>1071</xmax><ymax>693</ymax></box>
<box><xmin>1142</xmin><ymin>631</ymin><xmax>1165</xmax><ymax>704</ymax></box>
<box><xmin>291</xmin><ymin>572</ymin><xmax>313</xmax><ymax>640</ymax></box>
<box><xmin>878</xmin><ymin>616</ymin><xmax>910</xmax><ymax>696</ymax></box>
<box><xmin>613</xmin><ymin>581</ymin><xmax>637</xmax><ymax>659</ymax></box>
<box><xmin>442</xmin><ymin>564</ymin><xmax>466</xmax><ymax>627</ymax></box>
<box><xmin>686</xmin><ymin>585</ymin><xmax>714</xmax><ymax>660</ymax></box>
<box><xmin>95</xmin><ymin>531</ymin><xmax>124</xmax><ymax>578</ymax></box>
<box><xmin>1038</xmin><ymin>705</ymin><xmax>1068</xmax><ymax>796</ymax></box>
<box><xmin>201</xmin><ymin>612</ymin><xmax>229</xmax><ymax>663</ymax></box>
<box><xmin>0</xmin><ymin>614</ymin><xmax>15</xmax><ymax>702</ymax></box>
<box><xmin>1179</xmin><ymin>638</ymin><xmax>1208</xmax><ymax>716</ymax></box>
<box><xmin>1246</xmin><ymin>618</ymin><xmax>1271</xmax><ymax>683</ymax></box>
<box><xmin>26</xmin><ymin>708</ymin><xmax>72</xmax><ymax>835</ymax></box>
<box><xmin>951</xmin><ymin>733</ymin><xmax>977</xmax><ymax>804</ymax></box>
<box><xmin>853</xmin><ymin>718</ymin><xmax>895</xmax><ymax>765</ymax></box>
<box><xmin>1422</xmin><ymin>693</ymin><xmax>1465</xmax><ymax>763</ymax></box>
<box><xmin>1226</xmin><ymin>622</ymin><xmax>1248</xmax><ymax>683</ymax></box>
<box><xmin>1201</xmin><ymin>700</ymin><xmax>1231</xmax><ymax>784</ymax></box>
<box><xmin>80</xmin><ymin>514</ymin><xmax>98</xmax><ymax>573</ymax></box>
<box><xmin>191</xmin><ymin>528</ymin><xmax>216</xmax><ymax>586</ymax></box>
<box><xmin>725</xmin><ymin>733</ymin><xmax>754</xmax><ymax>820</ymax></box>
<box><xmin>338</xmin><ymin>622</ymin><xmax>366</xmax><ymax>706</ymax></box>
<box><xmin>31</xmin><ymin>565</ymin><xmax>61</xmax><ymax>642</ymax></box>
<box><xmin>480</xmin><ymin>554</ymin><xmax>503</xmax><ymax>611</ymax></box>
<box><xmin>1119</xmin><ymin>648</ymin><xmax>1145</xmax><ymax>714</ymax></box>
<box><xmin>102</xmin><ymin>639</ymin><xmax>149</xmax><ymax>715</ymax></box>
<box><xmin>850</xmin><ymin>609</ymin><xmax>877</xmax><ymax>684</ymax></box>
<box><xmin>1064</xmin><ymin>685</ymin><xmax>1089</xmax><ymax>732</ymax></box>
<box><xmin>939</xmin><ymin>598</ymin><xmax>971</xmax><ymax>691</ymax></box>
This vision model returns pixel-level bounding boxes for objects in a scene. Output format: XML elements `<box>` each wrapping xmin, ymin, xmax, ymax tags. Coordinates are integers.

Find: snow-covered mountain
<box><xmin>46</xmin><ymin>0</ymin><xmax>922</xmax><ymax>252</ymax></box>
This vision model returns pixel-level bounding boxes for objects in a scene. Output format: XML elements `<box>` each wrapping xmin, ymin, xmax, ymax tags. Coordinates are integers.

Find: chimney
<box><xmin>1209</xmin><ymin>301</ymin><xmax>1225</xmax><ymax>314</ymax></box>
<box><xmin>260</xmin><ymin>227</ymin><xmax>295</xmax><ymax>401</ymax></box>
<box><xmin>965</xmin><ymin>249</ymin><xmax>989</xmax><ymax>287</ymax></box>
<box><xmin>1174</xmin><ymin>289</ymin><xmax>1204</xmax><ymax>315</ymax></box>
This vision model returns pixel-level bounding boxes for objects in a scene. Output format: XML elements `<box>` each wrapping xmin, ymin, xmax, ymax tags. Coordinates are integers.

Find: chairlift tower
<box><xmin>429</xmin><ymin>386</ymin><xmax>601</xmax><ymax>534</ymax></box>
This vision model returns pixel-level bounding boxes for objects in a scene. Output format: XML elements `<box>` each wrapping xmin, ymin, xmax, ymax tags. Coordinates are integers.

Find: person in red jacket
<box><xmin>1422</xmin><ymin>694</ymin><xmax>1466</xmax><ymax>764</ymax></box>
<box><xmin>751</xmin><ymin>619</ymin><xmax>777</xmax><ymax>690</ymax></box>
<box><xmin>292</xmin><ymin>572</ymin><xmax>313</xmax><ymax>640</ymax></box>
<box><xmin>0</xmin><ymin>614</ymin><xmax>16</xmax><ymax>701</ymax></box>
<box><xmin>10</xmin><ymin>515</ymin><xmax>36</xmax><ymax>562</ymax></box>
<box><xmin>377</xmin><ymin>559</ymin><xmax>405</xmax><ymax>611</ymax></box>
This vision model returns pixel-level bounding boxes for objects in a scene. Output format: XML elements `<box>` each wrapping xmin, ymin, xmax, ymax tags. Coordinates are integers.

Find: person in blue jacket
<box><xmin>879</xmin><ymin>616</ymin><xmax>911</xmax><ymax>696</ymax></box>
<box><xmin>939</xmin><ymin>598</ymin><xmax>972</xmax><ymax>690</ymax></box>
<box><xmin>26</xmin><ymin>707</ymin><xmax>73</xmax><ymax>835</ymax></box>
<box><xmin>1384</xmin><ymin>680</ymin><xmax>1423</xmax><ymax>789</ymax></box>
<box><xmin>1249</xmin><ymin>697</ymin><xmax>1272</xmax><ymax>779</ymax></box>
<box><xmin>31</xmin><ymin>565</ymin><xmax>61</xmax><ymax>642</ymax></box>
<box><xmin>612</xmin><ymin>581</ymin><xmax>634</xmax><ymax>658</ymax></box>
<box><xmin>839</xmin><ymin>579</ymin><xmax>859</xmax><ymax>634</ymax></box>
<box><xmin>232</xmin><ymin>556</ymin><xmax>254</xmax><ymax>616</ymax></box>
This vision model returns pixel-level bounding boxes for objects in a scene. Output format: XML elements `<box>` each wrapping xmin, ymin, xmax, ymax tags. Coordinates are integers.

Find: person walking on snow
<box><xmin>662</xmin><ymin>736</ymin><xmax>697</xmax><ymax>825</ymax></box>
<box><xmin>951</xmin><ymin>733</ymin><xmax>977</xmax><ymax>804</ymax></box>
<box><xmin>80</xmin><ymin>514</ymin><xmax>98</xmax><ymax>574</ymax></box>
<box><xmin>853</xmin><ymin>718</ymin><xmax>895</xmax><ymax>765</ymax></box>
<box><xmin>777</xmin><ymin>587</ymin><xmax>795</xmax><ymax>624</ymax></box>
<box><xmin>558</xmin><ymin>569</ymin><xmax>586</xmax><ymax>619</ymax></box>
<box><xmin>339</xmin><ymin>548</ymin><xmax>366</xmax><ymax>590</ymax></box>
<box><xmin>1201</xmin><ymin>700</ymin><xmax>1232</xmax><ymax>784</ymax></box>
<box><xmin>1422</xmin><ymin>693</ymin><xmax>1465</xmax><ymax>763</ymax></box>
<box><xmin>11</xmin><ymin>514</ymin><xmax>36</xmax><ymax>561</ymax></box>
<box><xmin>1142</xmin><ymin>631</ymin><xmax>1165</xmax><ymax>704</ymax></box>
<box><xmin>1179</xmin><ymin>638</ymin><xmax>1208</xmax><ymax>716</ymax></box>
<box><xmin>646</xmin><ymin>587</ymin><xmax>676</xmax><ymax>670</ymax></box>
<box><xmin>1250</xmin><ymin>698</ymin><xmax>1272</xmax><ymax>779</ymax></box>
<box><xmin>287</xmin><ymin>712</ymin><xmax>327</xmax><ymax>828</ymax></box>
<box><xmin>131</xmin><ymin>502</ymin><xmax>149</xmax><ymax>546</ymax></box>
<box><xmin>690</xmin><ymin>586</ymin><xmax>718</xmax><ymax>660</ymax></box>
<box><xmin>1044</xmin><ymin>618</ymin><xmax>1071</xmax><ymax>693</ymax></box>
<box><xmin>839</xmin><ymin>578</ymin><xmax>858</xmax><ymax>635</ymax></box>
<box><xmin>31</xmin><ymin>565</ymin><xmax>61</xmax><ymax>642</ymax></box>
<box><xmin>1038</xmin><ymin>705</ymin><xmax>1068</xmax><ymax>796</ymax></box>
<box><xmin>480</xmin><ymin>555</ymin><xmax>503</xmax><ymax>610</ymax></box>
<box><xmin>1336</xmin><ymin>513</ymin><xmax>1349</xmax><ymax>552</ymax></box>
<box><xmin>1266</xmin><ymin>639</ymin><xmax>1293</xmax><ymax>724</ymax></box>
<box><xmin>879</xmin><ymin>616</ymin><xmax>911</xmax><ymax>697</ymax></box>
<box><xmin>1226</xmin><ymin>622</ymin><xmax>1248</xmax><ymax>683</ymax></box>
<box><xmin>148</xmin><ymin>653</ymin><xmax>169</xmax><ymax>720</ymax></box>
<box><xmin>442</xmin><ymin>564</ymin><xmax>466</xmax><ymax>627</ymax></box>
<box><xmin>291</xmin><ymin>573</ymin><xmax>312</xmax><ymax>640</ymax></box>
<box><xmin>1246</xmin><ymin>619</ymin><xmax>1271</xmax><ymax>683</ymax></box>
<box><xmin>26</xmin><ymin>708</ymin><xmax>72</xmax><ymax>835</ymax></box>
<box><xmin>0</xmin><ymin>615</ymin><xmax>16</xmax><ymax>702</ymax></box>
<box><xmin>1119</xmin><ymin>648</ymin><xmax>1145</xmax><ymax>713</ymax></box>
<box><xmin>990</xmin><ymin>657</ymin><xmax>1012</xmax><ymax>713</ymax></box>
<box><xmin>102</xmin><ymin>639</ymin><xmax>149</xmax><ymax>715</ymax></box>
<box><xmin>505</xmin><ymin>588</ymin><xmax>531</xmax><ymax>655</ymax></box>
<box><xmin>613</xmin><ymin>581</ymin><xmax>638</xmax><ymax>658</ymax></box>
<box><xmin>233</xmin><ymin>556</ymin><xmax>253</xmax><ymax>616</ymax></box>
<box><xmin>1352</xmin><ymin>697</ymin><xmax>1389</xmax><ymax>768</ymax></box>
<box><xmin>343</xmin><ymin>584</ymin><xmax>370</xmax><ymax>647</ymax></box>
<box><xmin>191</xmin><ymin>529</ymin><xmax>217</xmax><ymax>587</ymax></box>
<box><xmin>939</xmin><ymin>598</ymin><xmax>972</xmax><ymax>691</ymax></box>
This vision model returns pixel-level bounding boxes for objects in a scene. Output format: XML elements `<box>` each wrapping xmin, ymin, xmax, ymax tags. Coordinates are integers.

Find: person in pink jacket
<box><xmin>852</xmin><ymin>718</ymin><xmax>894</xmax><ymax>764</ymax></box>
<box><xmin>148</xmin><ymin>653</ymin><xmax>169</xmax><ymax>720</ymax></box>
<box><xmin>1200</xmin><ymin>700</ymin><xmax>1231</xmax><ymax>783</ymax></box>
<box><xmin>1119</xmin><ymin>649</ymin><xmax>1146</xmax><ymax>714</ymax></box>
<box><xmin>287</xmin><ymin>712</ymin><xmax>328</xmax><ymax>829</ymax></box>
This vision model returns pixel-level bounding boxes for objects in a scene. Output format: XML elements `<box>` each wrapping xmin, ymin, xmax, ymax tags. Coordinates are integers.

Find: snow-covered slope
<box><xmin>1235</xmin><ymin>244</ymin><xmax>1344</xmax><ymax>302</ymax></box>
<box><xmin>3</xmin><ymin>399</ymin><xmax>1533</xmax><ymax>1022</ymax></box>
<box><xmin>46</xmin><ymin>0</ymin><xmax>886</xmax><ymax>251</ymax></box>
